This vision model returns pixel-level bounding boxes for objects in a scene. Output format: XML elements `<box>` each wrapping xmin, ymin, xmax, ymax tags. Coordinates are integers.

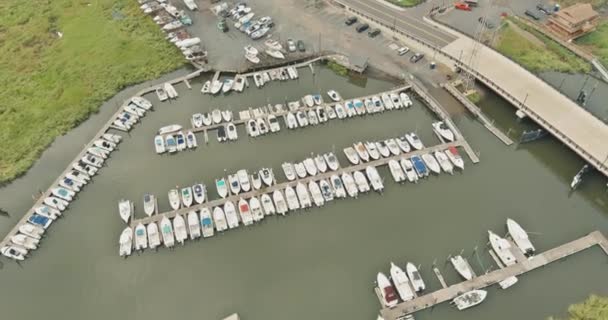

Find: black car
<box><xmin>368</xmin><ymin>28</ymin><xmax>381</xmax><ymax>38</ymax></box>
<box><xmin>525</xmin><ymin>9</ymin><xmax>541</xmax><ymax>20</ymax></box>
<box><xmin>356</xmin><ymin>23</ymin><xmax>369</xmax><ymax>33</ymax></box>
<box><xmin>345</xmin><ymin>16</ymin><xmax>358</xmax><ymax>25</ymax></box>
<box><xmin>297</xmin><ymin>40</ymin><xmax>305</xmax><ymax>52</ymax></box>
<box><xmin>410</xmin><ymin>53</ymin><xmax>424</xmax><ymax>63</ymax></box>
<box><xmin>536</xmin><ymin>4</ymin><xmax>551</xmax><ymax>15</ymax></box>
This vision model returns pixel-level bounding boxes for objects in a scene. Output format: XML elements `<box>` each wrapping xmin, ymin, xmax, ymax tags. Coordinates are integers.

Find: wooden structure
<box><xmin>547</xmin><ymin>3</ymin><xmax>599</xmax><ymax>40</ymax></box>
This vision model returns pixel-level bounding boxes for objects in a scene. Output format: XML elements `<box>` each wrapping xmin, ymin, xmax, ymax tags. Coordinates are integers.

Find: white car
<box><xmin>397</xmin><ymin>47</ymin><xmax>410</xmax><ymax>56</ymax></box>
<box><xmin>287</xmin><ymin>38</ymin><xmax>296</xmax><ymax>52</ymax></box>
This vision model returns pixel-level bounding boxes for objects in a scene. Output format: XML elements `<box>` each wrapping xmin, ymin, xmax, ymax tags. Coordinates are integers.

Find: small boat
<box><xmin>388</xmin><ymin>160</ymin><xmax>406</xmax><ymax>183</ymax></box>
<box><xmin>164</xmin><ymin>82</ymin><xmax>178</xmax><ymax>99</ymax></box>
<box><xmin>156</xmin><ymin>87</ymin><xmax>169</xmax><ymax>101</ymax></box>
<box><xmin>94</xmin><ymin>139</ymin><xmax>116</xmax><ymax>151</ymax></box>
<box><xmin>226</xmin><ymin>123</ymin><xmax>238</xmax><ymax>141</ymax></box>
<box><xmin>364</xmin><ymin>142</ymin><xmax>381</xmax><ymax>160</ymax></box>
<box><xmin>233</xmin><ymin>76</ymin><xmax>245</xmax><ymax>92</ymax></box>
<box><xmin>159</xmin><ymin>124</ymin><xmax>182</xmax><ymax>135</ymax></box>
<box><xmin>364</xmin><ymin>99</ymin><xmax>375</xmax><ymax>113</ymax></box>
<box><xmin>324</xmin><ymin>152</ymin><xmax>340</xmax><ymax>171</ymax></box>
<box><xmin>327</xmin><ymin>90</ymin><xmax>342</xmax><ymax>102</ymax></box>
<box><xmin>319</xmin><ymin>179</ymin><xmax>335</xmax><ymax>202</ymax></box>
<box><xmin>303</xmin><ymin>158</ymin><xmax>318</xmax><ymax>176</ymax></box>
<box><xmin>307</xmin><ymin>109</ymin><xmax>319</xmax><ymax>126</ymax></box>
<box><xmin>312</xmin><ymin>94</ymin><xmax>323</xmax><ymax>106</ymax></box>
<box><xmin>273</xmin><ymin>190</ymin><xmax>289</xmax><ymax>215</ymax></box>
<box><xmin>405</xmin><ymin>133</ymin><xmax>424</xmax><ymax>150</ymax></box>
<box><xmin>181</xmin><ymin>187</ymin><xmax>193</xmax><ymax>207</ymax></box>
<box><xmin>251</xmin><ymin>172</ymin><xmax>262</xmax><ymax>190</ymax></box>
<box><xmin>372</xmin><ymin>96</ymin><xmax>384</xmax><ymax>112</ymax></box>
<box><xmin>173</xmin><ymin>214</ymin><xmax>188</xmax><ymax>244</ymax></box>
<box><xmin>343</xmin><ymin>147</ymin><xmax>360</xmax><ymax>165</ymax></box>
<box><xmin>260</xmin><ymin>194</ymin><xmax>276</xmax><ymax>215</ymax></box>
<box><xmin>488</xmin><ymin>230</ymin><xmax>517</xmax><ymax>266</ymax></box>
<box><xmin>216</xmin><ymin>178</ymin><xmax>228</xmax><ymax>198</ymax></box>
<box><xmin>366</xmin><ymin>166</ymin><xmax>384</xmax><ymax>192</ymax></box>
<box><xmin>450</xmin><ymin>255</ymin><xmax>474</xmax><ymax>280</ymax></box>
<box><xmin>410</xmin><ymin>155</ymin><xmax>428</xmax><ymax>178</ymax></box>
<box><xmin>353</xmin><ymin>171</ymin><xmax>370</xmax><ymax>193</ymax></box>
<box><xmin>60</xmin><ymin>177</ymin><xmax>81</xmax><ymax>192</ymax></box>
<box><xmin>214</xmin><ymin>206</ymin><xmax>230</xmax><ymax>231</ymax></box>
<box><xmin>175</xmin><ymin>131</ymin><xmax>186</xmax><ymax>151</ymax></box>
<box><xmin>200</xmin><ymin>208</ymin><xmax>215</xmax><ymax>237</ymax></box>
<box><xmin>507</xmin><ymin>218</ymin><xmax>535</xmax><ymax>255</ymax></box>
<box><xmin>87</xmin><ymin>146</ymin><xmax>108</xmax><ymax>159</ymax></box>
<box><xmin>381</xmin><ymin>94</ymin><xmax>393</xmax><ymax>110</ymax></box>
<box><xmin>431</xmin><ymin>120</ymin><xmax>454</xmax><ymax>141</ymax></box>
<box><xmin>217</xmin><ymin>125</ymin><xmax>227</xmax><ymax>142</ymax></box>
<box><xmin>259</xmin><ymin>168</ymin><xmax>274</xmax><ymax>186</ymax></box>
<box><xmin>264</xmin><ymin>39</ymin><xmax>283</xmax><ymax>51</ymax></box>
<box><xmin>168</xmin><ymin>189</ymin><xmax>181</xmax><ymax>210</ymax></box>
<box><xmin>124</xmin><ymin>104</ymin><xmax>145</xmax><ymax>117</ymax></box>
<box><xmin>193</xmin><ymin>184</ymin><xmax>206</xmax><ymax>204</ymax></box>
<box><xmin>400</xmin><ymin>92</ymin><xmax>413</xmax><ymax>107</ymax></box>
<box><xmin>422</xmin><ymin>153</ymin><xmax>441</xmax><ymax>174</ymax></box>
<box><xmin>44</xmin><ymin>196</ymin><xmax>68</xmax><ymax>211</ymax></box>
<box><xmin>296</xmin><ymin>183</ymin><xmax>312</xmax><ymax>208</ymax></box>
<box><xmin>268</xmin><ymin>115</ymin><xmax>281</xmax><ymax>132</ymax></box>
<box><xmin>147</xmin><ymin>222</ymin><xmax>161</xmax><ymax>249</ymax></box>
<box><xmin>353</xmin><ymin>99</ymin><xmax>365</xmax><ymax>115</ymax></box>
<box><xmin>201</xmin><ymin>80</ymin><xmax>210</xmax><ymax>94</ymax></box>
<box><xmin>245</xmin><ymin>52</ymin><xmax>260</xmax><ymax>64</ymax></box>
<box><xmin>118</xmin><ymin>200</ymin><xmax>132</xmax><ymax>224</ymax></box>
<box><xmin>452</xmin><ymin>290</ymin><xmax>488</xmax><ymax>310</ymax></box>
<box><xmin>82</xmin><ymin>154</ymin><xmax>104</xmax><ymax>168</ymax></box>
<box><xmin>238</xmin><ymin>198</ymin><xmax>254</xmax><ymax>226</ymax></box>
<box><xmin>11</xmin><ymin>234</ymin><xmax>39</xmax><ymax>250</ymax></box>
<box><xmin>386</xmin><ymin>139</ymin><xmax>401</xmax><ymax>156</ymax></box>
<box><xmin>570</xmin><ymin>164</ymin><xmax>591</xmax><ymax>190</ymax></box>
<box><xmin>265</xmin><ymin>49</ymin><xmax>285</xmax><ymax>59</ymax></box>
<box><xmin>326</xmin><ymin>105</ymin><xmax>337</xmax><ymax>119</ymax></box>
<box><xmin>222</xmin><ymin>78</ymin><xmax>234</xmax><ymax>93</ymax></box>
<box><xmin>186</xmin><ymin>131</ymin><xmax>197</xmax><ymax>149</ymax></box>
<box><xmin>400</xmin><ymin>159</ymin><xmax>419</xmax><ymax>183</ymax></box>
<box><xmin>19</xmin><ymin>223</ymin><xmax>44</xmax><ymax>240</ymax></box>
<box><xmin>51</xmin><ymin>187</ymin><xmax>74</xmax><ymax>201</ymax></box>
<box><xmin>316</xmin><ymin>106</ymin><xmax>328</xmax><ymax>123</ymax></box>
<box><xmin>222</xmin><ymin>110</ymin><xmax>233</xmax><ymax>123</ymax></box>
<box><xmin>35</xmin><ymin>205</ymin><xmax>60</xmax><ymax>220</ymax></box>
<box><xmin>71</xmin><ymin>163</ymin><xmax>95</xmax><ymax>178</ymax></box>
<box><xmin>284</xmin><ymin>186</ymin><xmax>300</xmax><ymax>211</ymax></box>
<box><xmin>406</xmin><ymin>262</ymin><xmax>426</xmax><ymax>291</ymax></box>
<box><xmin>390</xmin><ymin>262</ymin><xmax>415</xmax><ymax>302</ymax></box>
<box><xmin>397</xmin><ymin>136</ymin><xmax>411</xmax><ymax>153</ymax></box>
<box><xmin>102</xmin><ymin>133</ymin><xmax>122</xmax><ymax>144</ymax></box>
<box><xmin>341</xmin><ymin>172</ymin><xmax>358</xmax><ymax>198</ymax></box>
<box><xmin>247</xmin><ymin>119</ymin><xmax>259</xmax><ymax>137</ymax></box>
<box><xmin>282</xmin><ymin>162</ymin><xmax>296</xmax><ymax>181</ymax></box>
<box><xmin>253</xmin><ymin>73</ymin><xmax>264</xmax><ymax>87</ymax></box>
<box><xmin>228</xmin><ymin>174</ymin><xmax>241</xmax><ymax>195</ymax></box>
<box><xmin>257</xmin><ymin>117</ymin><xmax>268</xmax><ymax>135</ymax></box>
<box><xmin>160</xmin><ymin>217</ymin><xmax>175</xmax><ymax>248</ymax></box>
<box><xmin>249</xmin><ymin>196</ymin><xmax>265</xmax><ymax>222</ymax></box>
<box><xmin>314</xmin><ymin>154</ymin><xmax>328</xmax><ymax>173</ymax></box>
<box><xmin>210</xmin><ymin>80</ymin><xmax>223</xmax><ymax>94</ymax></box>
<box><xmin>1</xmin><ymin>245</ymin><xmax>26</xmax><ymax>261</ymax></box>
<box><xmin>373</xmin><ymin>143</ymin><xmax>387</xmax><ymax>158</ymax></box>
<box><xmin>330</xmin><ymin>174</ymin><xmax>346</xmax><ymax>198</ymax></box>
<box><xmin>164</xmin><ymin>135</ymin><xmax>177</xmax><ymax>153</ymax></box>
<box><xmin>308</xmin><ymin>181</ymin><xmax>325</xmax><ymax>207</ymax></box>
<box><xmin>202</xmin><ymin>113</ymin><xmax>213</xmax><ymax>126</ymax></box>
<box><xmin>134</xmin><ymin>223</ymin><xmax>148</xmax><ymax>251</ymax></box>
<box><xmin>296</xmin><ymin>111</ymin><xmax>309</xmax><ymax>127</ymax></box>
<box><xmin>434</xmin><ymin>151</ymin><xmax>454</xmax><ymax>174</ymax></box>
<box><xmin>390</xmin><ymin>93</ymin><xmax>403</xmax><ymax>109</ymax></box>
<box><xmin>335</xmin><ymin>103</ymin><xmax>347</xmax><ymax>119</ymax></box>
<box><xmin>212</xmin><ymin>109</ymin><xmax>222</xmax><ymax>124</ymax></box>
<box><xmin>354</xmin><ymin>142</ymin><xmax>370</xmax><ymax>162</ymax></box>
<box><xmin>131</xmin><ymin>96</ymin><xmax>152</xmax><ymax>110</ymax></box>
<box><xmin>286</xmin><ymin>112</ymin><xmax>298</xmax><ymax>129</ymax></box>
<box><xmin>119</xmin><ymin>227</ymin><xmax>133</xmax><ymax>257</ymax></box>
<box><xmin>499</xmin><ymin>276</ymin><xmax>519</xmax><ymax>289</ymax></box>
<box><xmin>154</xmin><ymin>135</ymin><xmax>166</xmax><ymax>154</ymax></box>
<box><xmin>446</xmin><ymin>147</ymin><xmax>465</xmax><ymax>170</ymax></box>
<box><xmin>294</xmin><ymin>162</ymin><xmax>307</xmax><ymax>179</ymax></box>
<box><xmin>143</xmin><ymin>194</ymin><xmax>156</xmax><ymax>216</ymax></box>
<box><xmin>303</xmin><ymin>95</ymin><xmax>315</xmax><ymax>107</ymax></box>
<box><xmin>377</xmin><ymin>272</ymin><xmax>399</xmax><ymax>308</ymax></box>
<box><xmin>187</xmin><ymin>211</ymin><xmax>201</xmax><ymax>240</ymax></box>
<box><xmin>237</xmin><ymin>169</ymin><xmax>251</xmax><ymax>192</ymax></box>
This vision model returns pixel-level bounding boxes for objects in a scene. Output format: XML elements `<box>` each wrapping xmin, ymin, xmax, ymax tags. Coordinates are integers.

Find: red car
<box><xmin>454</xmin><ymin>2</ymin><xmax>472</xmax><ymax>11</ymax></box>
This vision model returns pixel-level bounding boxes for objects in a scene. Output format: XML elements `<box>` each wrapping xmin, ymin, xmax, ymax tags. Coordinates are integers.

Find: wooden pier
<box><xmin>380</xmin><ymin>231</ymin><xmax>608</xmax><ymax>320</ymax></box>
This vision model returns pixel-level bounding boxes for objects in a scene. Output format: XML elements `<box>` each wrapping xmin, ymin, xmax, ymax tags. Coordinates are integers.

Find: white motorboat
<box><xmin>222</xmin><ymin>78</ymin><xmax>234</xmax><ymax>93</ymax></box>
<box><xmin>452</xmin><ymin>290</ymin><xmax>488</xmax><ymax>310</ymax></box>
<box><xmin>372</xmin><ymin>96</ymin><xmax>384</xmax><ymax>112</ymax></box>
<box><xmin>251</xmin><ymin>172</ymin><xmax>262</xmax><ymax>190</ymax></box>
<box><xmin>87</xmin><ymin>146</ymin><xmax>108</xmax><ymax>159</ymax></box>
<box><xmin>326</xmin><ymin>105</ymin><xmax>337</xmax><ymax>119</ymax></box>
<box><xmin>35</xmin><ymin>205</ymin><xmax>60</xmax><ymax>220</ymax></box>
<box><xmin>181</xmin><ymin>186</ymin><xmax>193</xmax><ymax>207</ymax></box>
<box><xmin>268</xmin><ymin>114</ymin><xmax>281</xmax><ymax>132</ymax></box>
<box><xmin>1</xmin><ymin>245</ymin><xmax>26</xmax><ymax>261</ymax></box>
<box><xmin>94</xmin><ymin>139</ymin><xmax>116</xmax><ymax>151</ymax></box>
<box><xmin>164</xmin><ymin>83</ymin><xmax>178</xmax><ymax>99</ymax></box>
<box><xmin>131</xmin><ymin>96</ymin><xmax>152</xmax><ymax>110</ymax></box>
<box><xmin>381</xmin><ymin>94</ymin><xmax>393</xmax><ymax>110</ymax></box>
<box><xmin>201</xmin><ymin>80</ymin><xmax>210</xmax><ymax>94</ymax></box>
<box><xmin>341</xmin><ymin>172</ymin><xmax>358</xmax><ymax>198</ymax></box>
<box><xmin>308</xmin><ymin>181</ymin><xmax>325</xmax><ymax>207</ymax></box>
<box><xmin>102</xmin><ymin>133</ymin><xmax>122</xmax><ymax>144</ymax></box>
<box><xmin>216</xmin><ymin>178</ymin><xmax>228</xmax><ymax>198</ymax></box>
<box><xmin>400</xmin><ymin>92</ymin><xmax>413</xmax><ymax>107</ymax></box>
<box><xmin>450</xmin><ymin>255</ymin><xmax>474</xmax><ymax>280</ymax></box>
<box><xmin>432</xmin><ymin>121</ymin><xmax>455</xmax><ymax>142</ymax></box>
<box><xmin>134</xmin><ymin>223</ymin><xmax>148</xmax><ymax>251</ymax></box>
<box><xmin>314</xmin><ymin>94</ymin><xmax>324</xmax><ymax>105</ymax></box>
<box><xmin>296</xmin><ymin>183</ymin><xmax>312</xmax><ymax>208</ymax></box>
<box><xmin>160</xmin><ymin>217</ymin><xmax>175</xmax><ymax>248</ymax></box>
<box><xmin>296</xmin><ymin>111</ymin><xmax>309</xmax><ymax>127</ymax></box>
<box><xmin>72</xmin><ymin>162</ymin><xmax>95</xmax><ymax>178</ymax></box>
<box><xmin>245</xmin><ymin>52</ymin><xmax>260</xmax><ymax>64</ymax></box>
<box><xmin>507</xmin><ymin>219</ymin><xmax>535</xmax><ymax>255</ymax></box>
<box><xmin>335</xmin><ymin>103</ymin><xmax>347</xmax><ymax>119</ymax></box>
<box><xmin>249</xmin><ymin>196</ymin><xmax>265</xmax><ymax>222</ymax></box>
<box><xmin>264</xmin><ymin>39</ymin><xmax>283</xmax><ymax>51</ymax></box>
<box><xmin>303</xmin><ymin>158</ymin><xmax>318</xmax><ymax>176</ymax></box>
<box><xmin>303</xmin><ymin>95</ymin><xmax>315</xmax><ymax>107</ymax></box>
<box><xmin>265</xmin><ymin>49</ymin><xmax>285</xmax><ymax>59</ymax></box>
<box><xmin>11</xmin><ymin>234</ymin><xmax>38</xmax><ymax>250</ymax></box>
<box><xmin>284</xmin><ymin>186</ymin><xmax>300</xmax><ymax>211</ymax></box>
<box><xmin>294</xmin><ymin>162</ymin><xmax>307</xmax><ymax>179</ymax></box>
<box><xmin>259</xmin><ymin>168</ymin><xmax>274</xmax><ymax>186</ymax></box>
<box><xmin>488</xmin><ymin>230</ymin><xmax>517</xmax><ymax>266</ymax></box>
<box><xmin>210</xmin><ymin>80</ymin><xmax>223</xmax><ymax>94</ymax></box>
<box><xmin>60</xmin><ymin>177</ymin><xmax>81</xmax><ymax>192</ymax></box>
<box><xmin>233</xmin><ymin>76</ymin><xmax>246</xmax><ymax>92</ymax></box>
<box><xmin>237</xmin><ymin>169</ymin><xmax>251</xmax><ymax>192</ymax></box>
<box><xmin>390</xmin><ymin>93</ymin><xmax>403</xmax><ymax>109</ymax></box>
<box><xmin>319</xmin><ymin>179</ymin><xmax>334</xmax><ymax>202</ymax></box>
<box><xmin>343</xmin><ymin>147</ymin><xmax>360</xmax><ymax>165</ymax></box>
<box><xmin>51</xmin><ymin>187</ymin><xmax>74</xmax><ymax>202</ymax></box>
<box><xmin>44</xmin><ymin>196</ymin><xmax>68</xmax><ymax>211</ymax></box>
<box><xmin>386</xmin><ymin>139</ymin><xmax>401</xmax><ymax>156</ymax></box>
<box><xmin>147</xmin><ymin>222</ymin><xmax>161</xmax><ymax>249</ymax></box>
<box><xmin>247</xmin><ymin>119</ymin><xmax>259</xmax><ymax>137</ymax></box>
<box><xmin>286</xmin><ymin>112</ymin><xmax>298</xmax><ymax>129</ymax></box>
<box><xmin>211</xmin><ymin>109</ymin><xmax>222</xmax><ymax>124</ymax></box>
<box><xmin>446</xmin><ymin>146</ymin><xmax>465</xmax><ymax>170</ymax></box>
<box><xmin>377</xmin><ymin>272</ymin><xmax>399</xmax><ymax>308</ymax></box>
<box><xmin>200</xmin><ymin>208</ymin><xmax>215</xmax><ymax>237</ymax></box>
<box><xmin>82</xmin><ymin>154</ymin><xmax>104</xmax><ymax>168</ymax></box>
<box><xmin>159</xmin><ymin>124</ymin><xmax>182</xmax><ymax>135</ymax></box>
<box><xmin>353</xmin><ymin>171</ymin><xmax>370</xmax><ymax>193</ymax></box>
<box><xmin>282</xmin><ymin>162</ymin><xmax>296</xmax><ymax>181</ymax></box>
<box><xmin>168</xmin><ymin>189</ymin><xmax>181</xmax><ymax>210</ymax></box>
<box><xmin>421</xmin><ymin>153</ymin><xmax>441</xmax><ymax>174</ymax></box>
<box><xmin>228</xmin><ymin>174</ymin><xmax>241</xmax><ymax>195</ymax></box>
<box><xmin>314</xmin><ymin>154</ymin><xmax>328</xmax><ymax>173</ymax></box>
<box><xmin>353</xmin><ymin>99</ymin><xmax>365</xmax><ymax>115</ymax></box>
<box><xmin>193</xmin><ymin>184</ymin><xmax>206</xmax><ymax>204</ymax></box>
<box><xmin>324</xmin><ymin>152</ymin><xmax>340</xmax><ymax>171</ymax></box>
<box><xmin>222</xmin><ymin>110</ymin><xmax>233</xmax><ymax>122</ymax></box>
<box><xmin>124</xmin><ymin>104</ymin><xmax>145</xmax><ymax>117</ymax></box>
<box><xmin>375</xmin><ymin>141</ymin><xmax>390</xmax><ymax>158</ymax></box>
<box><xmin>327</xmin><ymin>90</ymin><xmax>342</xmax><ymax>102</ymax></box>
<box><xmin>173</xmin><ymin>214</ymin><xmax>188</xmax><ymax>245</ymax></box>
<box><xmin>119</xmin><ymin>227</ymin><xmax>133</xmax><ymax>257</ymax></box>
<box><xmin>165</xmin><ymin>135</ymin><xmax>176</xmax><ymax>154</ymax></box>
<box><xmin>499</xmin><ymin>276</ymin><xmax>519</xmax><ymax>289</ymax></box>
<box><xmin>186</xmin><ymin>130</ymin><xmax>197</xmax><ymax>149</ymax></box>
<box><xmin>257</xmin><ymin>117</ymin><xmax>268</xmax><ymax>135</ymax></box>
<box><xmin>400</xmin><ymin>159</ymin><xmax>419</xmax><ymax>183</ymax></box>
<box><xmin>143</xmin><ymin>194</ymin><xmax>156</xmax><ymax>216</ymax></box>
<box><xmin>434</xmin><ymin>151</ymin><xmax>454</xmax><ymax>174</ymax></box>
<box><xmin>396</xmin><ymin>136</ymin><xmax>411</xmax><ymax>153</ymax></box>
<box><xmin>187</xmin><ymin>211</ymin><xmax>201</xmax><ymax>240</ymax></box>
<box><xmin>388</xmin><ymin>160</ymin><xmax>406</xmax><ymax>183</ymax></box>
<box><xmin>154</xmin><ymin>135</ymin><xmax>166</xmax><ymax>154</ymax></box>
<box><xmin>156</xmin><ymin>87</ymin><xmax>169</xmax><ymax>101</ymax></box>
<box><xmin>214</xmin><ymin>206</ymin><xmax>230</xmax><ymax>231</ymax></box>
<box><xmin>19</xmin><ymin>223</ymin><xmax>44</xmax><ymax>240</ymax></box>
<box><xmin>364</xmin><ymin>142</ymin><xmax>381</xmax><ymax>160</ymax></box>
<box><xmin>364</xmin><ymin>98</ymin><xmax>375</xmax><ymax>114</ymax></box>
<box><xmin>175</xmin><ymin>131</ymin><xmax>186</xmax><ymax>151</ymax></box>
<box><xmin>390</xmin><ymin>262</ymin><xmax>415</xmax><ymax>302</ymax></box>
<box><xmin>226</xmin><ymin>123</ymin><xmax>239</xmax><ymax>141</ymax></box>
<box><xmin>405</xmin><ymin>133</ymin><xmax>424</xmax><ymax>150</ymax></box>
<box><xmin>261</xmin><ymin>193</ymin><xmax>276</xmax><ymax>215</ymax></box>
<box><xmin>238</xmin><ymin>198</ymin><xmax>254</xmax><ymax>226</ymax></box>
<box><xmin>307</xmin><ymin>109</ymin><xmax>319</xmax><ymax>126</ymax></box>
<box><xmin>330</xmin><ymin>174</ymin><xmax>346</xmax><ymax>198</ymax></box>
<box><xmin>118</xmin><ymin>199</ymin><xmax>132</xmax><ymax>224</ymax></box>
<box><xmin>316</xmin><ymin>106</ymin><xmax>328</xmax><ymax>123</ymax></box>
<box><xmin>354</xmin><ymin>142</ymin><xmax>370</xmax><ymax>162</ymax></box>
<box><xmin>406</xmin><ymin>262</ymin><xmax>426</xmax><ymax>291</ymax></box>
<box><xmin>273</xmin><ymin>190</ymin><xmax>289</xmax><ymax>215</ymax></box>
<box><xmin>366</xmin><ymin>166</ymin><xmax>384</xmax><ymax>192</ymax></box>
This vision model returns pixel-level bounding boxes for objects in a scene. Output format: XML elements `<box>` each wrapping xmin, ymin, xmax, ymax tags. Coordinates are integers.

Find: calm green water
<box><xmin>0</xmin><ymin>66</ymin><xmax>606</xmax><ymax>320</ymax></box>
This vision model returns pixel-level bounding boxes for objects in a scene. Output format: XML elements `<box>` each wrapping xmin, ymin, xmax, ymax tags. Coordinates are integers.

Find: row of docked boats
<box><xmin>218</xmin><ymin>168</ymin><xmax>275</xmax><ymax>198</ymax></box>
<box><xmin>154</xmin><ymin>126</ymin><xmax>197</xmax><ymax>154</ymax></box>
<box><xmin>1</xmin><ymin>132</ymin><xmax>124</xmax><ymax>261</ymax></box>
<box><xmin>154</xmin><ymin>82</ymin><xmax>178</xmax><ymax>102</ymax></box>
<box><xmin>489</xmin><ymin>218</ymin><xmax>536</xmax><ymax>268</ymax></box>
<box><xmin>282</xmin><ymin>152</ymin><xmax>340</xmax><ymax>181</ymax></box>
<box><xmin>252</xmin><ymin>65</ymin><xmax>299</xmax><ymax>88</ymax></box>
<box><xmin>111</xmin><ymin>96</ymin><xmax>154</xmax><ymax>131</ymax></box>
<box><xmin>191</xmin><ymin>109</ymin><xmax>234</xmax><ymax>128</ymax></box>
<box><xmin>247</xmin><ymin>114</ymin><xmax>281</xmax><ymax>137</ymax></box>
<box><xmin>202</xmin><ymin>76</ymin><xmax>247</xmax><ymax>95</ymax></box>
<box><xmin>377</xmin><ymin>262</ymin><xmax>426</xmax><ymax>308</ymax></box>
<box><xmin>230</xmin><ymin>4</ymin><xmax>275</xmax><ymax>41</ymax></box>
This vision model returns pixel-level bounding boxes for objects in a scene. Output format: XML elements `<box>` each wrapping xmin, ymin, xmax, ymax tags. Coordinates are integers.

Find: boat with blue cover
<box><xmin>28</xmin><ymin>214</ymin><xmax>52</xmax><ymax>229</ymax></box>
<box><xmin>410</xmin><ymin>155</ymin><xmax>428</xmax><ymax>178</ymax></box>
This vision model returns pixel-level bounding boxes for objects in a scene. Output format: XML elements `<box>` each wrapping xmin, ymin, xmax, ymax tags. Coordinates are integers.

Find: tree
<box><xmin>549</xmin><ymin>295</ymin><xmax>608</xmax><ymax>320</ymax></box>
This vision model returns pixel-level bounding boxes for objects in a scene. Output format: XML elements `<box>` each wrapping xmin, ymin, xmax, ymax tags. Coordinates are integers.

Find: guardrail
<box><xmin>336</xmin><ymin>2</ymin><xmax>608</xmax><ymax>175</ymax></box>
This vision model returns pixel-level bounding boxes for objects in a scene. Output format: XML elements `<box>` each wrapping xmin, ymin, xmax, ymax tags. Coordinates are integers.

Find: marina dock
<box><xmin>379</xmin><ymin>231</ymin><xmax>608</xmax><ymax>320</ymax></box>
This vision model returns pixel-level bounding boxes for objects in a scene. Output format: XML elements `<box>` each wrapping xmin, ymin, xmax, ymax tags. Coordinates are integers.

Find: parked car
<box><xmin>410</xmin><ymin>53</ymin><xmax>424</xmax><ymax>63</ymax></box>
<box><xmin>397</xmin><ymin>47</ymin><xmax>410</xmax><ymax>56</ymax></box>
<box><xmin>525</xmin><ymin>9</ymin><xmax>541</xmax><ymax>20</ymax></box>
<box><xmin>297</xmin><ymin>40</ymin><xmax>305</xmax><ymax>52</ymax></box>
<box><xmin>287</xmin><ymin>38</ymin><xmax>297</xmax><ymax>52</ymax></box>
<box><xmin>368</xmin><ymin>28</ymin><xmax>381</xmax><ymax>38</ymax></box>
<box><xmin>536</xmin><ymin>4</ymin><xmax>551</xmax><ymax>15</ymax></box>
<box><xmin>356</xmin><ymin>23</ymin><xmax>369</xmax><ymax>33</ymax></box>
<box><xmin>345</xmin><ymin>16</ymin><xmax>358</xmax><ymax>25</ymax></box>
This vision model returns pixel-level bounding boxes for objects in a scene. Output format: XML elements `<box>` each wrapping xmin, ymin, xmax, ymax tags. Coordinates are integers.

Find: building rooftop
<box><xmin>554</xmin><ymin>3</ymin><xmax>598</xmax><ymax>25</ymax></box>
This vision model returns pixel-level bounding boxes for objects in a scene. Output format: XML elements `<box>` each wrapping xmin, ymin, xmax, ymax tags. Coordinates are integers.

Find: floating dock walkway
<box><xmin>379</xmin><ymin>231</ymin><xmax>608</xmax><ymax>320</ymax></box>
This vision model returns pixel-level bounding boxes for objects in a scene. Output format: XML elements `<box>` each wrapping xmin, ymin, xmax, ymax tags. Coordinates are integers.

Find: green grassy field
<box><xmin>0</xmin><ymin>0</ymin><xmax>184</xmax><ymax>184</ymax></box>
<box><xmin>385</xmin><ymin>0</ymin><xmax>422</xmax><ymax>8</ymax></box>
<box><xmin>577</xmin><ymin>22</ymin><xmax>608</xmax><ymax>66</ymax></box>
<box><xmin>495</xmin><ymin>23</ymin><xmax>591</xmax><ymax>74</ymax></box>
<box><xmin>549</xmin><ymin>295</ymin><xmax>608</xmax><ymax>320</ymax></box>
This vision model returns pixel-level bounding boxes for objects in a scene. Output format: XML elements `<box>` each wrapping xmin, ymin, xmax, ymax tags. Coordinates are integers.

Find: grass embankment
<box><xmin>327</xmin><ymin>60</ymin><xmax>349</xmax><ymax>76</ymax></box>
<box><xmin>549</xmin><ymin>295</ymin><xmax>608</xmax><ymax>320</ymax></box>
<box><xmin>0</xmin><ymin>0</ymin><xmax>184</xmax><ymax>184</ymax></box>
<box><xmin>385</xmin><ymin>0</ymin><xmax>422</xmax><ymax>8</ymax></box>
<box><xmin>495</xmin><ymin>21</ymin><xmax>591</xmax><ymax>74</ymax></box>
<box><xmin>577</xmin><ymin>22</ymin><xmax>608</xmax><ymax>66</ymax></box>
